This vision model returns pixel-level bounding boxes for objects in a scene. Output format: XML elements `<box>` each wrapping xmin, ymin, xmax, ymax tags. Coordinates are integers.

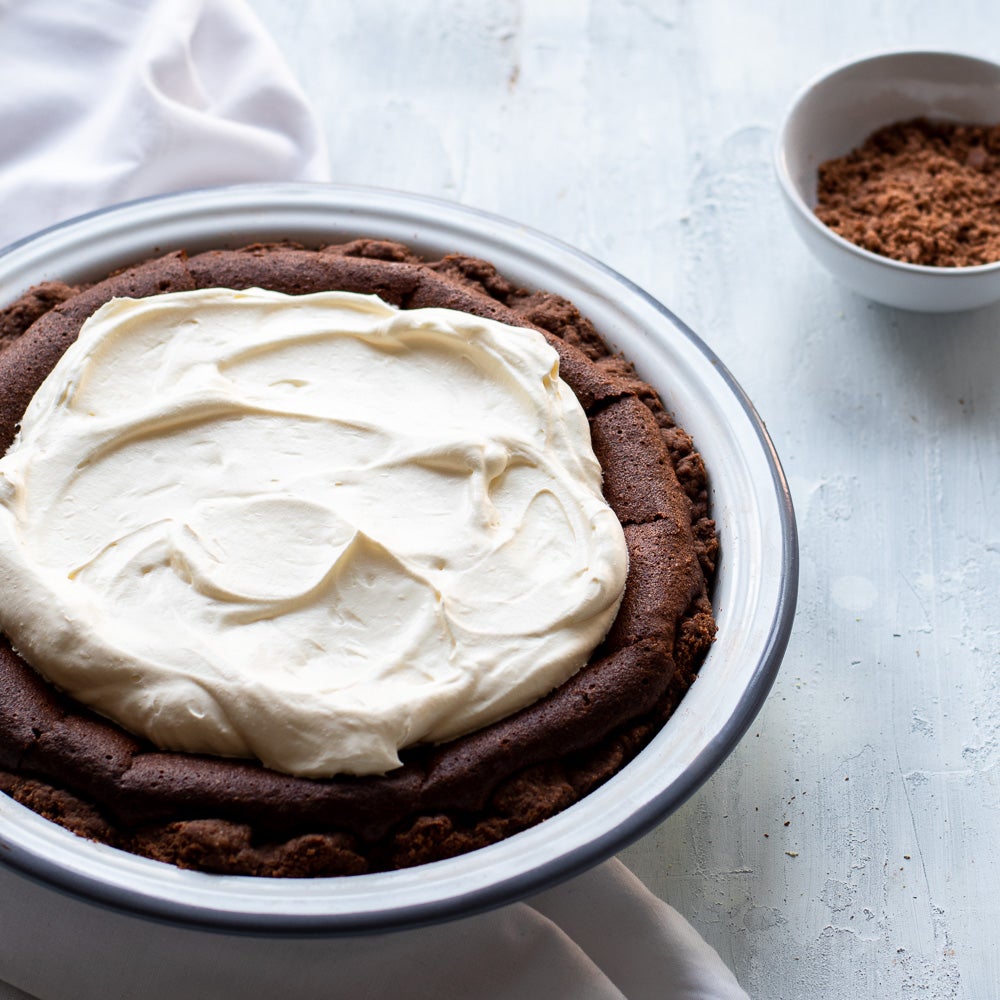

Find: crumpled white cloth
<box><xmin>0</xmin><ymin>860</ymin><xmax>747</xmax><ymax>1000</ymax></box>
<box><xmin>0</xmin><ymin>0</ymin><xmax>327</xmax><ymax>249</ymax></box>
<box><xmin>0</xmin><ymin>2</ymin><xmax>748</xmax><ymax>998</ymax></box>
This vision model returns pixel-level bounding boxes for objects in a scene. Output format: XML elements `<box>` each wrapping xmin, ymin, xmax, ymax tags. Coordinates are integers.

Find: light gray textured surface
<box><xmin>242</xmin><ymin>1</ymin><xmax>999</xmax><ymax>996</ymax></box>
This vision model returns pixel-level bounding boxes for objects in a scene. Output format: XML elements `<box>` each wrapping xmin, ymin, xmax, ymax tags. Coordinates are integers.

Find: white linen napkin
<box><xmin>0</xmin><ymin>2</ymin><xmax>748</xmax><ymax>997</ymax></box>
<box><xmin>0</xmin><ymin>0</ymin><xmax>327</xmax><ymax>249</ymax></box>
<box><xmin>0</xmin><ymin>859</ymin><xmax>747</xmax><ymax>1000</ymax></box>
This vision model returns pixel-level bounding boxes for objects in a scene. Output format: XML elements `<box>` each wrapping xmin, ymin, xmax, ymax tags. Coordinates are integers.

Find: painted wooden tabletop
<box><xmin>248</xmin><ymin>2</ymin><xmax>1000</xmax><ymax>996</ymax></box>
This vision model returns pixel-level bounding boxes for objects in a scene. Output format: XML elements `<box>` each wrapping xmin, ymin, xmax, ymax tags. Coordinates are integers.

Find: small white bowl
<box><xmin>776</xmin><ymin>51</ymin><xmax>1000</xmax><ymax>312</ymax></box>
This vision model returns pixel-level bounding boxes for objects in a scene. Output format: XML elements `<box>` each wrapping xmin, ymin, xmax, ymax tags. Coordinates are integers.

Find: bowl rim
<box><xmin>774</xmin><ymin>48</ymin><xmax>1000</xmax><ymax>277</ymax></box>
<box><xmin>0</xmin><ymin>183</ymin><xmax>798</xmax><ymax>934</ymax></box>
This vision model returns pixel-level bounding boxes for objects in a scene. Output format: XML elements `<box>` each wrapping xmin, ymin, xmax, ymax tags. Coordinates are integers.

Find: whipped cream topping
<box><xmin>0</xmin><ymin>287</ymin><xmax>628</xmax><ymax>777</ymax></box>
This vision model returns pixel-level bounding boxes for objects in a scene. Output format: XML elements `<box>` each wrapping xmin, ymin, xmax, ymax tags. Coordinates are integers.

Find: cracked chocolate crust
<box><xmin>0</xmin><ymin>240</ymin><xmax>717</xmax><ymax>876</ymax></box>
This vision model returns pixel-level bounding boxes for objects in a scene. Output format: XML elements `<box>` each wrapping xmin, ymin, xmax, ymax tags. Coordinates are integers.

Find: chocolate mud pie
<box><xmin>0</xmin><ymin>240</ymin><xmax>717</xmax><ymax>876</ymax></box>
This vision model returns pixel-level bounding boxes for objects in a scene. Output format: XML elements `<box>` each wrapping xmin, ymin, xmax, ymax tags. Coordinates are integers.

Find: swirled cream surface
<box><xmin>0</xmin><ymin>288</ymin><xmax>628</xmax><ymax>777</ymax></box>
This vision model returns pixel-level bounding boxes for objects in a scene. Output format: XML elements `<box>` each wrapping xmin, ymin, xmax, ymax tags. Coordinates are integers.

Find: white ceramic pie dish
<box><xmin>0</xmin><ymin>183</ymin><xmax>797</xmax><ymax>935</ymax></box>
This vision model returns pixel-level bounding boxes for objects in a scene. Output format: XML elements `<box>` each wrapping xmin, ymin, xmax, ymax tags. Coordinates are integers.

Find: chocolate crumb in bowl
<box><xmin>0</xmin><ymin>239</ymin><xmax>718</xmax><ymax>878</ymax></box>
<box><xmin>815</xmin><ymin>117</ymin><xmax>1000</xmax><ymax>267</ymax></box>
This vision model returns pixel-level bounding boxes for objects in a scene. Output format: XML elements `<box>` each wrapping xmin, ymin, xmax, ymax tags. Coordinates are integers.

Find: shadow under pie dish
<box><xmin>0</xmin><ymin>185</ymin><xmax>795</xmax><ymax>933</ymax></box>
<box><xmin>0</xmin><ymin>237</ymin><xmax>718</xmax><ymax>877</ymax></box>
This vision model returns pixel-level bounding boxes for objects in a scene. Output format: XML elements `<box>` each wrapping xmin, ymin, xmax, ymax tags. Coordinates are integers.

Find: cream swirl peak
<box><xmin>0</xmin><ymin>288</ymin><xmax>628</xmax><ymax>777</ymax></box>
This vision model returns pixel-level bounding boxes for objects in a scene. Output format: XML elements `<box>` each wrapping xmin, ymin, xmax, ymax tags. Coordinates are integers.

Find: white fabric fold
<box><xmin>0</xmin><ymin>0</ymin><xmax>327</xmax><ymax>249</ymax></box>
<box><xmin>0</xmin><ymin>2</ymin><xmax>749</xmax><ymax>997</ymax></box>
<box><xmin>532</xmin><ymin>861</ymin><xmax>749</xmax><ymax>1000</ymax></box>
<box><xmin>0</xmin><ymin>860</ymin><xmax>746</xmax><ymax>1000</ymax></box>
